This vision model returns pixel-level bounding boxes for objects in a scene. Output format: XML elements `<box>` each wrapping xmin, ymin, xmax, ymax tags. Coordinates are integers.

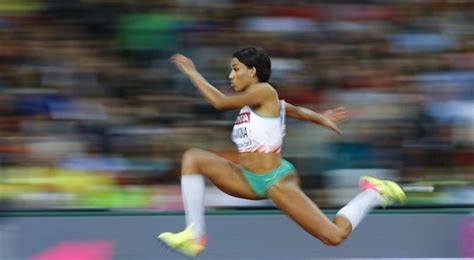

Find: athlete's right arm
<box><xmin>285</xmin><ymin>102</ymin><xmax>346</xmax><ymax>135</ymax></box>
<box><xmin>170</xmin><ymin>54</ymin><xmax>272</xmax><ymax>110</ymax></box>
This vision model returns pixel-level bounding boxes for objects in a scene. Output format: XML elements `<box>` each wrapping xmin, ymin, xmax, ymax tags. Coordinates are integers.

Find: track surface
<box><xmin>0</xmin><ymin>208</ymin><xmax>472</xmax><ymax>259</ymax></box>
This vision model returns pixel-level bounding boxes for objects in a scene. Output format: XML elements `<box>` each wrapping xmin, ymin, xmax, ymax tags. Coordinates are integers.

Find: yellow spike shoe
<box><xmin>359</xmin><ymin>176</ymin><xmax>407</xmax><ymax>207</ymax></box>
<box><xmin>158</xmin><ymin>225</ymin><xmax>207</xmax><ymax>258</ymax></box>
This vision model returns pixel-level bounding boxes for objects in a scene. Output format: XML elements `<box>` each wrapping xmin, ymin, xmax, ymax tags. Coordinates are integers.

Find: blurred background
<box><xmin>0</xmin><ymin>0</ymin><xmax>473</xmax><ymax>211</ymax></box>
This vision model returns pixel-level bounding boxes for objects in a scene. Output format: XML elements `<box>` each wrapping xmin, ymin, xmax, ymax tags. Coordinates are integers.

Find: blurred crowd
<box><xmin>0</xmin><ymin>0</ymin><xmax>473</xmax><ymax>210</ymax></box>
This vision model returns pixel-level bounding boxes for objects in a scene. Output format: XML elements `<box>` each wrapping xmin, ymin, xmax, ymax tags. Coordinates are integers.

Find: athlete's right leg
<box><xmin>158</xmin><ymin>148</ymin><xmax>260</xmax><ymax>257</ymax></box>
<box><xmin>179</xmin><ymin>148</ymin><xmax>260</xmax><ymax>236</ymax></box>
<box><xmin>181</xmin><ymin>148</ymin><xmax>260</xmax><ymax>199</ymax></box>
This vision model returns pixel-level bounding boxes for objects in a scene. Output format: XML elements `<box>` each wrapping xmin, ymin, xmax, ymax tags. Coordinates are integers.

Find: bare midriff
<box><xmin>239</xmin><ymin>152</ymin><xmax>281</xmax><ymax>174</ymax></box>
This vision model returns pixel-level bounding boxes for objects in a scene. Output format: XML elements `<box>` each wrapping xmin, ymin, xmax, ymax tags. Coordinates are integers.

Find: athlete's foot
<box><xmin>158</xmin><ymin>224</ymin><xmax>208</xmax><ymax>258</ymax></box>
<box><xmin>359</xmin><ymin>176</ymin><xmax>407</xmax><ymax>207</ymax></box>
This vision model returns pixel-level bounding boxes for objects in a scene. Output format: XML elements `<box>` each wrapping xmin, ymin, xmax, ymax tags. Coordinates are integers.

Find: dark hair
<box><xmin>232</xmin><ymin>47</ymin><xmax>271</xmax><ymax>82</ymax></box>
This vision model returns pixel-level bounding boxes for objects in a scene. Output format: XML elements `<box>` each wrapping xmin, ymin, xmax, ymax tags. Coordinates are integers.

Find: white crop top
<box><xmin>231</xmin><ymin>100</ymin><xmax>286</xmax><ymax>153</ymax></box>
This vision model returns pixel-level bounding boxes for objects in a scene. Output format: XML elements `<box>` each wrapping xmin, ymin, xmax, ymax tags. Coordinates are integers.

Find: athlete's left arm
<box><xmin>285</xmin><ymin>101</ymin><xmax>346</xmax><ymax>135</ymax></box>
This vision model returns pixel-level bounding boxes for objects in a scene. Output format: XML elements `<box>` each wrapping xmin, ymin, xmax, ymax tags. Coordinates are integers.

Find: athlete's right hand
<box><xmin>170</xmin><ymin>54</ymin><xmax>197</xmax><ymax>76</ymax></box>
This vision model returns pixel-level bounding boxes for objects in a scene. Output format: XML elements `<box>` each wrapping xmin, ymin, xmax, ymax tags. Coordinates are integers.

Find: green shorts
<box><xmin>240</xmin><ymin>159</ymin><xmax>296</xmax><ymax>198</ymax></box>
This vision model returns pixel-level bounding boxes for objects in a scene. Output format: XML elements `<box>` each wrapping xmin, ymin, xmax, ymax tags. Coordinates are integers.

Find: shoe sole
<box><xmin>157</xmin><ymin>236</ymin><xmax>203</xmax><ymax>258</ymax></box>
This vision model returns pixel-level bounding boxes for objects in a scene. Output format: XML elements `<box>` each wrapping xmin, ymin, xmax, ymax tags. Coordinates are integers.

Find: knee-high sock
<box><xmin>336</xmin><ymin>189</ymin><xmax>381</xmax><ymax>231</ymax></box>
<box><xmin>181</xmin><ymin>175</ymin><xmax>205</xmax><ymax>238</ymax></box>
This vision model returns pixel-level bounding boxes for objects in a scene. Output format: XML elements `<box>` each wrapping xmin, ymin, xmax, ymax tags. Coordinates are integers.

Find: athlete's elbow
<box><xmin>212</xmin><ymin>101</ymin><xmax>226</xmax><ymax>110</ymax></box>
<box><xmin>205</xmin><ymin>94</ymin><xmax>223</xmax><ymax>110</ymax></box>
<box><xmin>212</xmin><ymin>99</ymin><xmax>231</xmax><ymax>111</ymax></box>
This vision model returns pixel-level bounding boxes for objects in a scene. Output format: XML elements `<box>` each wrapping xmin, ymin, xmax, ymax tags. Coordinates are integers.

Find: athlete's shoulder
<box><xmin>251</xmin><ymin>82</ymin><xmax>277</xmax><ymax>96</ymax></box>
<box><xmin>255</xmin><ymin>82</ymin><xmax>274</xmax><ymax>89</ymax></box>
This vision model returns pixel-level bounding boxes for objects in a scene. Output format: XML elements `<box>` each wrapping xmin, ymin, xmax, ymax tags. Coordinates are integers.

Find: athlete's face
<box><xmin>229</xmin><ymin>58</ymin><xmax>257</xmax><ymax>92</ymax></box>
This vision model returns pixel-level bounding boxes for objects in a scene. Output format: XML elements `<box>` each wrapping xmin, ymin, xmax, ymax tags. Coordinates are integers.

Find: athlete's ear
<box><xmin>249</xmin><ymin>67</ymin><xmax>256</xmax><ymax>78</ymax></box>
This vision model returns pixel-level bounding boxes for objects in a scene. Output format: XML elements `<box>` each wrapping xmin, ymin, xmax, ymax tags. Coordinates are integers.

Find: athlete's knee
<box><xmin>182</xmin><ymin>148</ymin><xmax>207</xmax><ymax>174</ymax></box>
<box><xmin>319</xmin><ymin>232</ymin><xmax>347</xmax><ymax>246</ymax></box>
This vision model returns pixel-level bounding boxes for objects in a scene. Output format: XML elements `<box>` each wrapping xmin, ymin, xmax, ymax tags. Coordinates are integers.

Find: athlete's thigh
<box><xmin>194</xmin><ymin>149</ymin><xmax>261</xmax><ymax>200</ymax></box>
<box><xmin>266</xmin><ymin>174</ymin><xmax>339</xmax><ymax>237</ymax></box>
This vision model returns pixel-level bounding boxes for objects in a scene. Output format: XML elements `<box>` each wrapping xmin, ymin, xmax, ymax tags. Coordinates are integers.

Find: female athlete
<box><xmin>158</xmin><ymin>47</ymin><xmax>406</xmax><ymax>257</ymax></box>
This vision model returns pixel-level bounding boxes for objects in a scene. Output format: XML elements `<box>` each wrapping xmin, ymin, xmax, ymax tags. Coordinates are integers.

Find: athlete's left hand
<box><xmin>322</xmin><ymin>106</ymin><xmax>346</xmax><ymax>123</ymax></box>
<box><xmin>321</xmin><ymin>106</ymin><xmax>346</xmax><ymax>135</ymax></box>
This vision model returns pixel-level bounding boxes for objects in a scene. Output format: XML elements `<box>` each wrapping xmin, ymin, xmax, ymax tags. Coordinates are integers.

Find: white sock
<box><xmin>336</xmin><ymin>189</ymin><xmax>381</xmax><ymax>231</ymax></box>
<box><xmin>181</xmin><ymin>175</ymin><xmax>206</xmax><ymax>238</ymax></box>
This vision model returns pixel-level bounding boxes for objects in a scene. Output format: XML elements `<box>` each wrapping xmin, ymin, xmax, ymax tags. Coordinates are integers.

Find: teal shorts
<box><xmin>240</xmin><ymin>159</ymin><xmax>296</xmax><ymax>198</ymax></box>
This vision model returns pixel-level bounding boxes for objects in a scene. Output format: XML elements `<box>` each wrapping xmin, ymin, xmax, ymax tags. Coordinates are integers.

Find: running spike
<box><xmin>158</xmin><ymin>225</ymin><xmax>207</xmax><ymax>258</ymax></box>
<box><xmin>359</xmin><ymin>176</ymin><xmax>407</xmax><ymax>207</ymax></box>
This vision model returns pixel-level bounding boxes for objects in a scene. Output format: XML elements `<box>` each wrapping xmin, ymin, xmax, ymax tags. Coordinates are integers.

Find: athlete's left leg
<box><xmin>267</xmin><ymin>173</ymin><xmax>353</xmax><ymax>246</ymax></box>
<box><xmin>267</xmin><ymin>173</ymin><xmax>405</xmax><ymax>246</ymax></box>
